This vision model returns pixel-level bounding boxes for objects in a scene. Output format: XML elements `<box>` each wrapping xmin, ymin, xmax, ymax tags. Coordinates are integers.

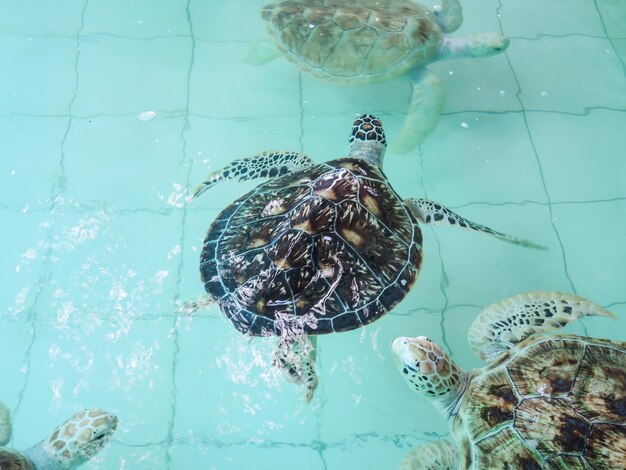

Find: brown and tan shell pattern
<box><xmin>0</xmin><ymin>448</ymin><xmax>32</xmax><ymax>470</ymax></box>
<box><xmin>452</xmin><ymin>334</ymin><xmax>626</xmax><ymax>469</ymax></box>
<box><xmin>200</xmin><ymin>158</ymin><xmax>422</xmax><ymax>337</ymax></box>
<box><xmin>261</xmin><ymin>0</ymin><xmax>442</xmax><ymax>83</ymax></box>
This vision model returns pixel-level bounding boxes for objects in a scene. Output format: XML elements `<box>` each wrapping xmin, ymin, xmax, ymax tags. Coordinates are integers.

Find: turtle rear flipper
<box><xmin>390</xmin><ymin>69</ymin><xmax>445</xmax><ymax>155</ymax></box>
<box><xmin>178</xmin><ymin>295</ymin><xmax>217</xmax><ymax>316</ymax></box>
<box><xmin>0</xmin><ymin>402</ymin><xmax>11</xmax><ymax>446</ymax></box>
<box><xmin>243</xmin><ymin>37</ymin><xmax>282</xmax><ymax>65</ymax></box>
<box><xmin>400</xmin><ymin>439</ymin><xmax>459</xmax><ymax>470</ymax></box>
<box><xmin>404</xmin><ymin>198</ymin><xmax>546</xmax><ymax>249</ymax></box>
<box><xmin>193</xmin><ymin>151</ymin><xmax>315</xmax><ymax>198</ymax></box>
<box><xmin>468</xmin><ymin>291</ymin><xmax>616</xmax><ymax>363</ymax></box>
<box><xmin>273</xmin><ymin>336</ymin><xmax>318</xmax><ymax>402</ymax></box>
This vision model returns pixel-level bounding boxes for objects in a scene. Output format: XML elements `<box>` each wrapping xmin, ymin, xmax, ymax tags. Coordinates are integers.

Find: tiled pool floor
<box><xmin>0</xmin><ymin>1</ymin><xmax>624</xmax><ymax>468</ymax></box>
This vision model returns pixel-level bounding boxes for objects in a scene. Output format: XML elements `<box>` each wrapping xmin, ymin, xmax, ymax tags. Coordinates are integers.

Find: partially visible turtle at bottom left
<box><xmin>0</xmin><ymin>401</ymin><xmax>118</xmax><ymax>469</ymax></box>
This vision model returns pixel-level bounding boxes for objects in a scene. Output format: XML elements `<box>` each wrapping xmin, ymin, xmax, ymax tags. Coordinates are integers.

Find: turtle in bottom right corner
<box><xmin>391</xmin><ymin>291</ymin><xmax>626</xmax><ymax>470</ymax></box>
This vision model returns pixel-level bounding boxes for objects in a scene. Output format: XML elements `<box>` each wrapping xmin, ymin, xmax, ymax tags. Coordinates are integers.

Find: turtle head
<box><xmin>467</xmin><ymin>32</ymin><xmax>510</xmax><ymax>57</ymax></box>
<box><xmin>42</xmin><ymin>408</ymin><xmax>118</xmax><ymax>468</ymax></box>
<box><xmin>392</xmin><ymin>336</ymin><xmax>467</xmax><ymax>416</ymax></box>
<box><xmin>348</xmin><ymin>114</ymin><xmax>387</xmax><ymax>166</ymax></box>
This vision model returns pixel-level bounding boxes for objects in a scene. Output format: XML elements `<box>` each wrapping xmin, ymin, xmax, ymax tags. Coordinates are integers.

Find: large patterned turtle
<box><xmin>191</xmin><ymin>114</ymin><xmax>539</xmax><ymax>401</ymax></box>
<box><xmin>246</xmin><ymin>0</ymin><xmax>510</xmax><ymax>153</ymax></box>
<box><xmin>392</xmin><ymin>291</ymin><xmax>626</xmax><ymax>469</ymax></box>
<box><xmin>0</xmin><ymin>401</ymin><xmax>117</xmax><ymax>469</ymax></box>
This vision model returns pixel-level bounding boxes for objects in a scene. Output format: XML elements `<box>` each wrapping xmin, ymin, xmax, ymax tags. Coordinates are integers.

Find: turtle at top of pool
<box><xmin>392</xmin><ymin>291</ymin><xmax>625</xmax><ymax>469</ymax></box>
<box><xmin>188</xmin><ymin>114</ymin><xmax>542</xmax><ymax>401</ymax></box>
<box><xmin>246</xmin><ymin>0</ymin><xmax>510</xmax><ymax>153</ymax></box>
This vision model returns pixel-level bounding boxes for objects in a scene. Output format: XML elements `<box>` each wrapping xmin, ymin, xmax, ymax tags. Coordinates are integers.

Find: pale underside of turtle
<box><xmin>0</xmin><ymin>402</ymin><xmax>117</xmax><ymax>470</ymax></box>
<box><xmin>247</xmin><ymin>0</ymin><xmax>510</xmax><ymax>153</ymax></box>
<box><xmin>190</xmin><ymin>115</ymin><xmax>540</xmax><ymax>401</ymax></box>
<box><xmin>393</xmin><ymin>291</ymin><xmax>626</xmax><ymax>470</ymax></box>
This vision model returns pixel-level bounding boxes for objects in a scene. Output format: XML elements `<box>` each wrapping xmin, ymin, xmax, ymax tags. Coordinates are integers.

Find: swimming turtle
<box><xmin>0</xmin><ymin>401</ymin><xmax>118</xmax><ymax>469</ymax></box>
<box><xmin>392</xmin><ymin>291</ymin><xmax>626</xmax><ymax>469</ymax></box>
<box><xmin>190</xmin><ymin>114</ymin><xmax>540</xmax><ymax>401</ymax></box>
<box><xmin>246</xmin><ymin>0</ymin><xmax>509</xmax><ymax>153</ymax></box>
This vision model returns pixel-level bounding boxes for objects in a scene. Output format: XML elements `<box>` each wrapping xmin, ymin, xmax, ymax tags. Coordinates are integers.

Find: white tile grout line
<box><xmin>11</xmin><ymin>0</ymin><xmax>89</xmax><ymax>424</ymax></box>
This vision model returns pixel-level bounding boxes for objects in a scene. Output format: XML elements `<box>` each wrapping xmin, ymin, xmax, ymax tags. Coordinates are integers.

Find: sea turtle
<box><xmin>0</xmin><ymin>401</ymin><xmax>118</xmax><ymax>469</ymax></box>
<box><xmin>246</xmin><ymin>0</ymin><xmax>510</xmax><ymax>154</ymax></box>
<box><xmin>190</xmin><ymin>114</ymin><xmax>540</xmax><ymax>401</ymax></box>
<box><xmin>392</xmin><ymin>291</ymin><xmax>626</xmax><ymax>469</ymax></box>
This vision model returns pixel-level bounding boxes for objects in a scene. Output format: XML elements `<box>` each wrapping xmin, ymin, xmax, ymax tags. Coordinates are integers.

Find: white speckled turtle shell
<box><xmin>452</xmin><ymin>334</ymin><xmax>626</xmax><ymax>469</ymax></box>
<box><xmin>261</xmin><ymin>0</ymin><xmax>442</xmax><ymax>83</ymax></box>
<box><xmin>200</xmin><ymin>158</ymin><xmax>423</xmax><ymax>337</ymax></box>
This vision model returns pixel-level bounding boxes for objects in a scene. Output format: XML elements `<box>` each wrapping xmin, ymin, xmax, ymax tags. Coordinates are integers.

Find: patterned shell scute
<box><xmin>261</xmin><ymin>0</ymin><xmax>442</xmax><ymax>83</ymax></box>
<box><xmin>454</xmin><ymin>335</ymin><xmax>626</xmax><ymax>469</ymax></box>
<box><xmin>0</xmin><ymin>448</ymin><xmax>32</xmax><ymax>470</ymax></box>
<box><xmin>201</xmin><ymin>158</ymin><xmax>422</xmax><ymax>337</ymax></box>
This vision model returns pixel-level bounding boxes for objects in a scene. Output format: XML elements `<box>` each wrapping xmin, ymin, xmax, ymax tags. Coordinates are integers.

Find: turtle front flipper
<box><xmin>389</xmin><ymin>68</ymin><xmax>445</xmax><ymax>154</ymax></box>
<box><xmin>399</xmin><ymin>439</ymin><xmax>459</xmax><ymax>470</ymax></box>
<box><xmin>468</xmin><ymin>291</ymin><xmax>616</xmax><ymax>362</ymax></box>
<box><xmin>0</xmin><ymin>402</ymin><xmax>11</xmax><ymax>446</ymax></box>
<box><xmin>193</xmin><ymin>151</ymin><xmax>315</xmax><ymax>199</ymax></box>
<box><xmin>273</xmin><ymin>335</ymin><xmax>318</xmax><ymax>402</ymax></box>
<box><xmin>404</xmin><ymin>198</ymin><xmax>546</xmax><ymax>249</ymax></box>
<box><xmin>435</xmin><ymin>0</ymin><xmax>463</xmax><ymax>33</ymax></box>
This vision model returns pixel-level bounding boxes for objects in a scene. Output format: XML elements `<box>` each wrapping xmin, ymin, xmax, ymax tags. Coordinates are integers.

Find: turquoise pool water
<box><xmin>0</xmin><ymin>0</ymin><xmax>624</xmax><ymax>468</ymax></box>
